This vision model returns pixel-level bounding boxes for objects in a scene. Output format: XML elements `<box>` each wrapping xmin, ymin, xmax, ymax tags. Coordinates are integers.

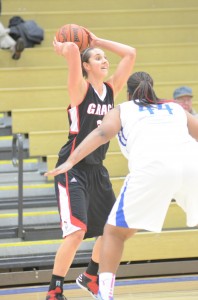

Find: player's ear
<box><xmin>127</xmin><ymin>91</ymin><xmax>130</xmax><ymax>101</ymax></box>
<box><xmin>83</xmin><ymin>61</ymin><xmax>90</xmax><ymax>72</ymax></box>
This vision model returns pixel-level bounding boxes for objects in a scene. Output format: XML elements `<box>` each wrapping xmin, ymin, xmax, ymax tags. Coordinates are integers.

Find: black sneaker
<box><xmin>12</xmin><ymin>37</ymin><xmax>25</xmax><ymax>60</ymax></box>
<box><xmin>76</xmin><ymin>272</ymin><xmax>99</xmax><ymax>299</ymax></box>
<box><xmin>46</xmin><ymin>287</ymin><xmax>68</xmax><ymax>300</ymax></box>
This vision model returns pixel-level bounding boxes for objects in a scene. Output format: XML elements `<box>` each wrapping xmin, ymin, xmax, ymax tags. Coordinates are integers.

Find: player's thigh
<box><xmin>55</xmin><ymin>170</ymin><xmax>88</xmax><ymax>224</ymax></box>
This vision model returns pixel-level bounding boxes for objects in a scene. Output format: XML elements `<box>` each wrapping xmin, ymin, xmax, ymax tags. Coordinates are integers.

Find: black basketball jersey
<box><xmin>58</xmin><ymin>82</ymin><xmax>114</xmax><ymax>164</ymax></box>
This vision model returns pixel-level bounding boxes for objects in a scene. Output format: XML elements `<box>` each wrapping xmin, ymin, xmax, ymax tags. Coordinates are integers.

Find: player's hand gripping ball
<box><xmin>56</xmin><ymin>24</ymin><xmax>89</xmax><ymax>52</ymax></box>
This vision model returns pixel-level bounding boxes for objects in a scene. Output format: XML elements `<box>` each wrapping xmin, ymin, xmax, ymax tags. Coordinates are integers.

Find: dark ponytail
<box><xmin>127</xmin><ymin>72</ymin><xmax>159</xmax><ymax>106</ymax></box>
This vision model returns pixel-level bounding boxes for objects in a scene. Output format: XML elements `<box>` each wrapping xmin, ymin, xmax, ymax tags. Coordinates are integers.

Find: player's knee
<box><xmin>68</xmin><ymin>229</ymin><xmax>85</xmax><ymax>244</ymax></box>
<box><xmin>104</xmin><ymin>224</ymin><xmax>136</xmax><ymax>241</ymax></box>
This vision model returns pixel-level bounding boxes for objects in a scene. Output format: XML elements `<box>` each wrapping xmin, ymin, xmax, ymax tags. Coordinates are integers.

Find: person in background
<box><xmin>173</xmin><ymin>86</ymin><xmax>198</xmax><ymax>117</ymax></box>
<box><xmin>0</xmin><ymin>2</ymin><xmax>24</xmax><ymax>60</ymax></box>
<box><xmin>45</xmin><ymin>71</ymin><xmax>198</xmax><ymax>300</ymax></box>
<box><xmin>0</xmin><ymin>22</ymin><xmax>24</xmax><ymax>59</ymax></box>
<box><xmin>44</xmin><ymin>27</ymin><xmax>136</xmax><ymax>300</ymax></box>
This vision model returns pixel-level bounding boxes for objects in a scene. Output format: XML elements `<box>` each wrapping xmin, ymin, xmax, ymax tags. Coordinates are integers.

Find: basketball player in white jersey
<box><xmin>45</xmin><ymin>71</ymin><xmax>198</xmax><ymax>300</ymax></box>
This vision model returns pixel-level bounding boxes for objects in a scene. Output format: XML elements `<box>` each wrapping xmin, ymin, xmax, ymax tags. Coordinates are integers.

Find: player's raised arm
<box><xmin>82</xmin><ymin>27</ymin><xmax>136</xmax><ymax>98</ymax></box>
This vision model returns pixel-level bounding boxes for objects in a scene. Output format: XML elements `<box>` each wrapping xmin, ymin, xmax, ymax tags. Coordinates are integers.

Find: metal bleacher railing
<box><xmin>12</xmin><ymin>133</ymin><xmax>24</xmax><ymax>239</ymax></box>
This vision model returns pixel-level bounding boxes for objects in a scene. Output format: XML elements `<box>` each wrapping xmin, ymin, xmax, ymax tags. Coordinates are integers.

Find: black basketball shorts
<box><xmin>54</xmin><ymin>162</ymin><xmax>116</xmax><ymax>239</ymax></box>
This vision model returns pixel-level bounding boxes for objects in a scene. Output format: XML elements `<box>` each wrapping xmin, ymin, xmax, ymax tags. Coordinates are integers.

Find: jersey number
<box><xmin>139</xmin><ymin>104</ymin><xmax>173</xmax><ymax>115</ymax></box>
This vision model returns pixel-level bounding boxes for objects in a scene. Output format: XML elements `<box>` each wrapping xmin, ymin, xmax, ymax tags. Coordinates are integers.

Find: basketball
<box><xmin>55</xmin><ymin>24</ymin><xmax>89</xmax><ymax>52</ymax></box>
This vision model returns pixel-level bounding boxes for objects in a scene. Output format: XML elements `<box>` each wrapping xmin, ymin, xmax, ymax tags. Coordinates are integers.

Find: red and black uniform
<box><xmin>55</xmin><ymin>82</ymin><xmax>116</xmax><ymax>238</ymax></box>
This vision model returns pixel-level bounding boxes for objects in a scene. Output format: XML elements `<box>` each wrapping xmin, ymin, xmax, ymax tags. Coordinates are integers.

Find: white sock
<box><xmin>99</xmin><ymin>272</ymin><xmax>115</xmax><ymax>299</ymax></box>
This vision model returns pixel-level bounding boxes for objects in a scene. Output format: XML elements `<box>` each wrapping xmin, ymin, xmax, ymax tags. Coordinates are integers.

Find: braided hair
<box><xmin>127</xmin><ymin>71</ymin><xmax>160</xmax><ymax>107</ymax></box>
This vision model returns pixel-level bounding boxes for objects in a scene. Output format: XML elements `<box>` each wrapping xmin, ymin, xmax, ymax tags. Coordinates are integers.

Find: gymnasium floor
<box><xmin>0</xmin><ymin>275</ymin><xmax>198</xmax><ymax>300</ymax></box>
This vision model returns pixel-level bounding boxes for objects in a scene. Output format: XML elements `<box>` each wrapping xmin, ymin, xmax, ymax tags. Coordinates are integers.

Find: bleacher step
<box><xmin>0</xmin><ymin>229</ymin><xmax>197</xmax><ymax>273</ymax></box>
<box><xmin>0</xmin><ymin>135</ymin><xmax>29</xmax><ymax>160</ymax></box>
<box><xmin>2</xmin><ymin>8</ymin><xmax>198</xmax><ymax>29</ymax></box>
<box><xmin>0</xmin><ymin>182</ymin><xmax>55</xmax><ymax>199</ymax></box>
<box><xmin>0</xmin><ymin>238</ymin><xmax>94</xmax><ymax>270</ymax></box>
<box><xmin>1</xmin><ymin>82</ymin><xmax>198</xmax><ymax>113</ymax></box>
<box><xmin>0</xmin><ymin>208</ymin><xmax>59</xmax><ymax>227</ymax></box>
<box><xmin>4</xmin><ymin>0</ymin><xmax>197</xmax><ymax>12</ymax></box>
<box><xmin>0</xmin><ymin>158</ymin><xmax>45</xmax><ymax>173</ymax></box>
<box><xmin>1</xmin><ymin>62</ymin><xmax>198</xmax><ymax>89</ymax></box>
<box><xmin>0</xmin><ymin>195</ymin><xmax>56</xmax><ymax>210</ymax></box>
<box><xmin>40</xmin><ymin>25</ymin><xmax>198</xmax><ymax>47</ymax></box>
<box><xmin>2</xmin><ymin>43</ymin><xmax>198</xmax><ymax>68</ymax></box>
<box><xmin>0</xmin><ymin>171</ymin><xmax>47</xmax><ymax>184</ymax></box>
<box><xmin>0</xmin><ymin>135</ymin><xmax>28</xmax><ymax>149</ymax></box>
<box><xmin>0</xmin><ymin>206</ymin><xmax>61</xmax><ymax>241</ymax></box>
<box><xmin>0</xmin><ymin>114</ymin><xmax>12</xmax><ymax>136</ymax></box>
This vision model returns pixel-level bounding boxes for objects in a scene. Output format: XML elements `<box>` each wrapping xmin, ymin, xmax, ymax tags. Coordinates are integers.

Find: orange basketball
<box><xmin>55</xmin><ymin>24</ymin><xmax>89</xmax><ymax>52</ymax></box>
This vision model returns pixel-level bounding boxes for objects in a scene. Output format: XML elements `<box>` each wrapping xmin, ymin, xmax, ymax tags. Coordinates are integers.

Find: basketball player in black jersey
<box><xmin>45</xmin><ymin>28</ymin><xmax>136</xmax><ymax>300</ymax></box>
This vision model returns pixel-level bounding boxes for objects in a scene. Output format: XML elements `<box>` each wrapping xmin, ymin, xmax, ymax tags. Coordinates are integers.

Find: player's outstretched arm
<box><xmin>44</xmin><ymin>107</ymin><xmax>121</xmax><ymax>177</ymax></box>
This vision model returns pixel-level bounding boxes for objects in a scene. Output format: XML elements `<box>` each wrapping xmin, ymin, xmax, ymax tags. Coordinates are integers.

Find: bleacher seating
<box><xmin>0</xmin><ymin>0</ymin><xmax>198</xmax><ymax>287</ymax></box>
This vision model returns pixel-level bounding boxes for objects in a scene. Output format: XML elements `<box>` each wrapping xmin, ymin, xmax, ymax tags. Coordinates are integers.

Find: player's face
<box><xmin>174</xmin><ymin>95</ymin><xmax>193</xmax><ymax>112</ymax></box>
<box><xmin>86</xmin><ymin>48</ymin><xmax>109</xmax><ymax>78</ymax></box>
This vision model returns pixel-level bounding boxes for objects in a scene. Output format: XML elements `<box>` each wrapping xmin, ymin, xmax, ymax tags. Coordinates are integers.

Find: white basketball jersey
<box><xmin>117</xmin><ymin>100</ymin><xmax>196</xmax><ymax>172</ymax></box>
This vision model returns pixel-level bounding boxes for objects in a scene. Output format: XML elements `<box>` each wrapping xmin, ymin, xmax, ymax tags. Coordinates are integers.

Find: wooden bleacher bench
<box><xmin>2</xmin><ymin>0</ymin><xmax>197</xmax><ymax>12</ymax></box>
<box><xmin>122</xmin><ymin>228</ymin><xmax>198</xmax><ymax>262</ymax></box>
<box><xmin>1</xmin><ymin>86</ymin><xmax>68</xmax><ymax>111</ymax></box>
<box><xmin>1</xmin><ymin>43</ymin><xmax>198</xmax><ymax>69</ymax></box>
<box><xmin>12</xmin><ymin>107</ymin><xmax>68</xmax><ymax>133</ymax></box>
<box><xmin>2</xmin><ymin>61</ymin><xmax>198</xmax><ymax>93</ymax></box>
<box><xmin>34</xmin><ymin>24</ymin><xmax>198</xmax><ymax>48</ymax></box>
<box><xmin>29</xmin><ymin>130</ymin><xmax>120</xmax><ymax>156</ymax></box>
<box><xmin>2</xmin><ymin>6</ymin><xmax>197</xmax><ymax>29</ymax></box>
<box><xmin>1</xmin><ymin>84</ymin><xmax>198</xmax><ymax>114</ymax></box>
